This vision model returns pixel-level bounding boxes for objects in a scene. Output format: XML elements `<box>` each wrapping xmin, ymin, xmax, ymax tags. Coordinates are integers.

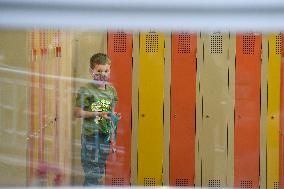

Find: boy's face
<box><xmin>90</xmin><ymin>64</ymin><xmax>111</xmax><ymax>82</ymax></box>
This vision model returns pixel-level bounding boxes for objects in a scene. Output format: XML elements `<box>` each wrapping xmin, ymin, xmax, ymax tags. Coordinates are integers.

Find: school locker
<box><xmin>106</xmin><ymin>32</ymin><xmax>132</xmax><ymax>185</ymax></box>
<box><xmin>235</xmin><ymin>33</ymin><xmax>261</xmax><ymax>188</ymax></box>
<box><xmin>280</xmin><ymin>34</ymin><xmax>284</xmax><ymax>189</ymax></box>
<box><xmin>170</xmin><ymin>33</ymin><xmax>196</xmax><ymax>186</ymax></box>
<box><xmin>267</xmin><ymin>34</ymin><xmax>281</xmax><ymax>189</ymax></box>
<box><xmin>200</xmin><ymin>33</ymin><xmax>232</xmax><ymax>187</ymax></box>
<box><xmin>138</xmin><ymin>32</ymin><xmax>164</xmax><ymax>186</ymax></box>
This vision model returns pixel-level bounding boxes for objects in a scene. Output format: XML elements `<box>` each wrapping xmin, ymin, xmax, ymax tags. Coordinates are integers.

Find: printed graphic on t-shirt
<box><xmin>91</xmin><ymin>98</ymin><xmax>112</xmax><ymax>125</ymax></box>
<box><xmin>91</xmin><ymin>98</ymin><xmax>111</xmax><ymax>112</ymax></box>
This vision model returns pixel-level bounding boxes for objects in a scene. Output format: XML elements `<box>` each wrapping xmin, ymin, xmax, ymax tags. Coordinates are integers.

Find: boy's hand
<box><xmin>114</xmin><ymin>112</ymin><xmax>122</xmax><ymax>120</ymax></box>
<box><xmin>98</xmin><ymin>112</ymin><xmax>111</xmax><ymax>120</ymax></box>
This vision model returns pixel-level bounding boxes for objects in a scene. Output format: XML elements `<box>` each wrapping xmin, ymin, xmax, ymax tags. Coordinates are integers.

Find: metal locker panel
<box><xmin>195</xmin><ymin>33</ymin><xmax>204</xmax><ymax>186</ymax></box>
<box><xmin>280</xmin><ymin>34</ymin><xmax>284</xmax><ymax>189</ymax></box>
<box><xmin>29</xmin><ymin>30</ymin><xmax>49</xmax><ymax>183</ymax></box>
<box><xmin>38</xmin><ymin>31</ymin><xmax>47</xmax><ymax>164</ymax></box>
<box><xmin>138</xmin><ymin>32</ymin><xmax>164</xmax><ymax>186</ymax></box>
<box><xmin>28</xmin><ymin>31</ymin><xmax>73</xmax><ymax>185</ymax></box>
<box><xmin>200</xmin><ymin>33</ymin><xmax>231</xmax><ymax>187</ymax></box>
<box><xmin>226</xmin><ymin>33</ymin><xmax>236</xmax><ymax>187</ymax></box>
<box><xmin>57</xmin><ymin>32</ymin><xmax>73</xmax><ymax>185</ymax></box>
<box><xmin>163</xmin><ymin>33</ymin><xmax>171</xmax><ymax>185</ymax></box>
<box><xmin>267</xmin><ymin>33</ymin><xmax>281</xmax><ymax>189</ymax></box>
<box><xmin>71</xmin><ymin>32</ymin><xmax>108</xmax><ymax>185</ymax></box>
<box><xmin>44</xmin><ymin>30</ymin><xmax>58</xmax><ymax>185</ymax></box>
<box><xmin>29</xmin><ymin>30</ymin><xmax>39</xmax><ymax>182</ymax></box>
<box><xmin>131</xmin><ymin>32</ymin><xmax>139</xmax><ymax>185</ymax></box>
<box><xmin>45</xmin><ymin>31</ymin><xmax>54</xmax><ymax>168</ymax></box>
<box><xmin>235</xmin><ymin>33</ymin><xmax>261</xmax><ymax>188</ymax></box>
<box><xmin>29</xmin><ymin>30</ymin><xmax>48</xmax><ymax>169</ymax></box>
<box><xmin>170</xmin><ymin>33</ymin><xmax>196</xmax><ymax>187</ymax></box>
<box><xmin>45</xmin><ymin>33</ymin><xmax>61</xmax><ymax>172</ymax></box>
<box><xmin>54</xmin><ymin>31</ymin><xmax>64</xmax><ymax>183</ymax></box>
<box><xmin>106</xmin><ymin>32</ymin><xmax>132</xmax><ymax>186</ymax></box>
<box><xmin>260</xmin><ymin>34</ymin><xmax>268</xmax><ymax>189</ymax></box>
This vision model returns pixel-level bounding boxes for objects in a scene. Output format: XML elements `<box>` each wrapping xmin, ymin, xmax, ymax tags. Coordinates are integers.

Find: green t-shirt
<box><xmin>75</xmin><ymin>82</ymin><xmax>118</xmax><ymax>136</ymax></box>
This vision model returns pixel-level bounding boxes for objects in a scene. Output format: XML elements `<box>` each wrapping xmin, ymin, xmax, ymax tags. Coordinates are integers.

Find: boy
<box><xmin>74</xmin><ymin>53</ymin><xmax>120</xmax><ymax>186</ymax></box>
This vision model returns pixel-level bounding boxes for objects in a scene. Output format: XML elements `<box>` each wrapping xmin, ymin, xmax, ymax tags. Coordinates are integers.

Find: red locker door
<box><xmin>170</xmin><ymin>33</ymin><xmax>196</xmax><ymax>186</ymax></box>
<box><xmin>235</xmin><ymin>33</ymin><xmax>261</xmax><ymax>188</ymax></box>
<box><xmin>106</xmin><ymin>32</ymin><xmax>132</xmax><ymax>186</ymax></box>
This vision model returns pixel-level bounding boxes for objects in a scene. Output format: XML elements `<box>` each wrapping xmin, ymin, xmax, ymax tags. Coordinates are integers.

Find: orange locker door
<box><xmin>170</xmin><ymin>33</ymin><xmax>196</xmax><ymax>187</ymax></box>
<box><xmin>235</xmin><ymin>33</ymin><xmax>261</xmax><ymax>188</ymax></box>
<box><xmin>106</xmin><ymin>32</ymin><xmax>132</xmax><ymax>186</ymax></box>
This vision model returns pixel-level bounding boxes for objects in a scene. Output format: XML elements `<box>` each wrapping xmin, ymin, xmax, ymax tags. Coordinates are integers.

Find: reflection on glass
<box><xmin>0</xmin><ymin>30</ymin><xmax>284</xmax><ymax>188</ymax></box>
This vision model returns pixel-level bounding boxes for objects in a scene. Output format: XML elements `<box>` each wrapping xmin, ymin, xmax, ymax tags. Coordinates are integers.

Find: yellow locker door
<box><xmin>200</xmin><ymin>33</ymin><xmax>232</xmax><ymax>187</ymax></box>
<box><xmin>138</xmin><ymin>32</ymin><xmax>164</xmax><ymax>186</ymax></box>
<box><xmin>267</xmin><ymin>33</ymin><xmax>281</xmax><ymax>189</ymax></box>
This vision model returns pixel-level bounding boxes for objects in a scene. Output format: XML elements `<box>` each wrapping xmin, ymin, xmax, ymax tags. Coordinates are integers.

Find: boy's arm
<box><xmin>111</xmin><ymin>86</ymin><xmax>118</xmax><ymax>112</ymax></box>
<box><xmin>73</xmin><ymin>107</ymin><xmax>109</xmax><ymax>118</ymax></box>
<box><xmin>110</xmin><ymin>86</ymin><xmax>122</xmax><ymax>119</ymax></box>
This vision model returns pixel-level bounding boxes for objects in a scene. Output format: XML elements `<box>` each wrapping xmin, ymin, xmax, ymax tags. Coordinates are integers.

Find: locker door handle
<box><xmin>270</xmin><ymin>115</ymin><xmax>275</xmax><ymax>120</ymax></box>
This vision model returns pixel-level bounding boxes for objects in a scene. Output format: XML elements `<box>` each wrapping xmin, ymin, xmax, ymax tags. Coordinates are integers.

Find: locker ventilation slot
<box><xmin>111</xmin><ymin>177</ymin><xmax>125</xmax><ymax>186</ymax></box>
<box><xmin>146</xmin><ymin>34</ymin><xmax>159</xmax><ymax>53</ymax></box>
<box><xmin>274</xmin><ymin>181</ymin><xmax>279</xmax><ymax>189</ymax></box>
<box><xmin>114</xmin><ymin>32</ymin><xmax>127</xmax><ymax>53</ymax></box>
<box><xmin>276</xmin><ymin>35</ymin><xmax>281</xmax><ymax>55</ymax></box>
<box><xmin>240</xmin><ymin>180</ymin><xmax>253</xmax><ymax>188</ymax></box>
<box><xmin>210</xmin><ymin>35</ymin><xmax>223</xmax><ymax>54</ymax></box>
<box><xmin>242</xmin><ymin>35</ymin><xmax>255</xmax><ymax>55</ymax></box>
<box><xmin>47</xmin><ymin>31</ymin><xmax>55</xmax><ymax>48</ymax></box>
<box><xmin>208</xmin><ymin>179</ymin><xmax>221</xmax><ymax>188</ymax></box>
<box><xmin>178</xmin><ymin>34</ymin><xmax>191</xmax><ymax>54</ymax></box>
<box><xmin>33</xmin><ymin>32</ymin><xmax>40</xmax><ymax>50</ymax></box>
<box><xmin>144</xmin><ymin>177</ymin><xmax>155</xmax><ymax>186</ymax></box>
<box><xmin>176</xmin><ymin>178</ymin><xmax>189</xmax><ymax>186</ymax></box>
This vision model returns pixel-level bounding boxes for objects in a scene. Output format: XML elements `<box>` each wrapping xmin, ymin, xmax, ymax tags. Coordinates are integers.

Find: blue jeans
<box><xmin>81</xmin><ymin>133</ymin><xmax>110</xmax><ymax>186</ymax></box>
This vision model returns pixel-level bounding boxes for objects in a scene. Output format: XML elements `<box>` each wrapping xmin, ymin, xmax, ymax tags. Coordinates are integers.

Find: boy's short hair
<box><xmin>90</xmin><ymin>53</ymin><xmax>111</xmax><ymax>69</ymax></box>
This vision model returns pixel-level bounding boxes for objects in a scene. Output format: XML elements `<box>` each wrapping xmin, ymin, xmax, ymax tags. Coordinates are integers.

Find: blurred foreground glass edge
<box><xmin>0</xmin><ymin>0</ymin><xmax>284</xmax><ymax>31</ymax></box>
